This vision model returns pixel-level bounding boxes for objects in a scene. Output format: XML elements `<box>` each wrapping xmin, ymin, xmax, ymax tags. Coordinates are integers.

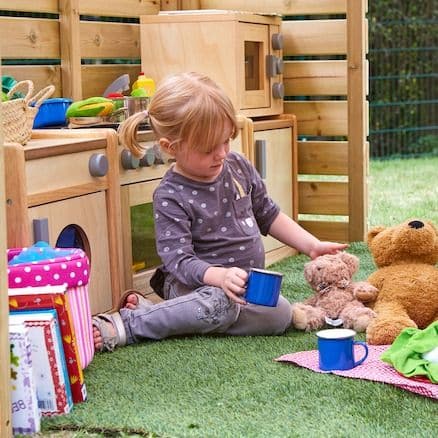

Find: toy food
<box><xmin>66</xmin><ymin>96</ymin><xmax>114</xmax><ymax>118</ymax></box>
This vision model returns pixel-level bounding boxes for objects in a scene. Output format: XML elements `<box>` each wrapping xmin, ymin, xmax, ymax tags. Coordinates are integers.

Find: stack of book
<box><xmin>8</xmin><ymin>285</ymin><xmax>90</xmax><ymax>434</ymax></box>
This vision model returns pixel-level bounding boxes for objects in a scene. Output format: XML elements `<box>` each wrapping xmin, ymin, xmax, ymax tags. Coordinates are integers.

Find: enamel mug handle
<box><xmin>353</xmin><ymin>341</ymin><xmax>369</xmax><ymax>367</ymax></box>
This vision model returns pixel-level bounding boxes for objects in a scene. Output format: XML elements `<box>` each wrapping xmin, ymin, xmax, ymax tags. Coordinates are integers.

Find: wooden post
<box><xmin>59</xmin><ymin>0</ymin><xmax>83</xmax><ymax>100</ymax></box>
<box><xmin>347</xmin><ymin>0</ymin><xmax>368</xmax><ymax>241</ymax></box>
<box><xmin>0</xmin><ymin>56</ymin><xmax>13</xmax><ymax>437</ymax></box>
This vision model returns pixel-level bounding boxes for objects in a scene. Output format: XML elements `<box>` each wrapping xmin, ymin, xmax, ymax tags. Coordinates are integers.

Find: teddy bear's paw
<box><xmin>350</xmin><ymin>308</ymin><xmax>377</xmax><ymax>333</ymax></box>
<box><xmin>353</xmin><ymin>281</ymin><xmax>379</xmax><ymax>303</ymax></box>
<box><xmin>366</xmin><ymin>317</ymin><xmax>417</xmax><ymax>345</ymax></box>
<box><xmin>291</xmin><ymin>303</ymin><xmax>325</xmax><ymax>331</ymax></box>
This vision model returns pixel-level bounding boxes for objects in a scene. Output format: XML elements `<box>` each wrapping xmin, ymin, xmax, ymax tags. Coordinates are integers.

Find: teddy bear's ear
<box><xmin>338</xmin><ymin>252</ymin><xmax>359</xmax><ymax>275</ymax></box>
<box><xmin>367</xmin><ymin>226</ymin><xmax>386</xmax><ymax>246</ymax></box>
<box><xmin>425</xmin><ymin>220</ymin><xmax>438</xmax><ymax>234</ymax></box>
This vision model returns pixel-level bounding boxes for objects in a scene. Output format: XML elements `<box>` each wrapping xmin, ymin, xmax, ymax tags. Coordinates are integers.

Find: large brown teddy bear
<box><xmin>291</xmin><ymin>252</ymin><xmax>378</xmax><ymax>333</ymax></box>
<box><xmin>365</xmin><ymin>219</ymin><xmax>438</xmax><ymax>345</ymax></box>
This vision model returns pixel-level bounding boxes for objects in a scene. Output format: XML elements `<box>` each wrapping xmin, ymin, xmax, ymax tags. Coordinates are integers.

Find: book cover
<box><xmin>9</xmin><ymin>286</ymin><xmax>87</xmax><ymax>404</ymax></box>
<box><xmin>9</xmin><ymin>310</ymin><xmax>73</xmax><ymax>416</ymax></box>
<box><xmin>9</xmin><ymin>323</ymin><xmax>41</xmax><ymax>435</ymax></box>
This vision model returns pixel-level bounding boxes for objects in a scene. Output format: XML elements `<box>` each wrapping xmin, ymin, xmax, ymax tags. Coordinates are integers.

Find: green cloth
<box><xmin>381</xmin><ymin>321</ymin><xmax>438</xmax><ymax>383</ymax></box>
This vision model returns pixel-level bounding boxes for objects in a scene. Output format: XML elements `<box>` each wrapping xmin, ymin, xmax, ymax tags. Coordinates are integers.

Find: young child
<box><xmin>93</xmin><ymin>72</ymin><xmax>347</xmax><ymax>352</ymax></box>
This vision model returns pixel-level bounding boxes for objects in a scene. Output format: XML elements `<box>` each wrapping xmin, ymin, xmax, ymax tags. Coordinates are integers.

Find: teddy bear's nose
<box><xmin>408</xmin><ymin>220</ymin><xmax>424</xmax><ymax>229</ymax></box>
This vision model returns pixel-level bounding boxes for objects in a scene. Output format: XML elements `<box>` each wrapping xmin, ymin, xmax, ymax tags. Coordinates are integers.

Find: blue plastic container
<box><xmin>244</xmin><ymin>268</ymin><xmax>283</xmax><ymax>306</ymax></box>
<box><xmin>33</xmin><ymin>98</ymin><xmax>73</xmax><ymax>128</ymax></box>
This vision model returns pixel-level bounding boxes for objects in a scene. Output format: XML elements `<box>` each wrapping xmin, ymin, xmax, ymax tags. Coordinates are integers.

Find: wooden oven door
<box><xmin>121</xmin><ymin>179</ymin><xmax>161</xmax><ymax>294</ymax></box>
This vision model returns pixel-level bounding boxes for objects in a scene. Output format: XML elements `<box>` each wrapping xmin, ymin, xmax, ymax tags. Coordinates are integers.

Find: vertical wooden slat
<box><xmin>0</xmin><ymin>58</ymin><xmax>13</xmax><ymax>438</ymax></box>
<box><xmin>347</xmin><ymin>0</ymin><xmax>368</xmax><ymax>241</ymax></box>
<box><xmin>59</xmin><ymin>0</ymin><xmax>83</xmax><ymax>100</ymax></box>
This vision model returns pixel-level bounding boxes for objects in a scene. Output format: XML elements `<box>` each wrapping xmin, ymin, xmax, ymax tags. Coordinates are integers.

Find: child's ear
<box><xmin>159</xmin><ymin>138</ymin><xmax>176</xmax><ymax>156</ymax></box>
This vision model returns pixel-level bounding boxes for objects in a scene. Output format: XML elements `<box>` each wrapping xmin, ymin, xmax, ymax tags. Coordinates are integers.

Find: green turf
<box><xmin>40</xmin><ymin>157</ymin><xmax>438</xmax><ymax>437</ymax></box>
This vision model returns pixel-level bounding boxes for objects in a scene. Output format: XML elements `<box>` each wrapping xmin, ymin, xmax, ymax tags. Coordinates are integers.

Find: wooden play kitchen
<box><xmin>1</xmin><ymin>2</ymin><xmax>369</xmax><ymax>434</ymax></box>
<box><xmin>4</xmin><ymin>129</ymin><xmax>124</xmax><ymax>315</ymax></box>
<box><xmin>4</xmin><ymin>115</ymin><xmax>297</xmax><ymax>315</ymax></box>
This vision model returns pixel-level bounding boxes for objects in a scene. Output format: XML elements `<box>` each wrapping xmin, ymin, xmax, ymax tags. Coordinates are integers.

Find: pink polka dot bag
<box><xmin>7</xmin><ymin>244</ymin><xmax>94</xmax><ymax>369</ymax></box>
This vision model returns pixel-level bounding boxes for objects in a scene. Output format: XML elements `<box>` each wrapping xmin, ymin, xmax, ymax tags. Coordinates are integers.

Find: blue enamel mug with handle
<box><xmin>316</xmin><ymin>328</ymin><xmax>369</xmax><ymax>371</ymax></box>
<box><xmin>244</xmin><ymin>268</ymin><xmax>283</xmax><ymax>307</ymax></box>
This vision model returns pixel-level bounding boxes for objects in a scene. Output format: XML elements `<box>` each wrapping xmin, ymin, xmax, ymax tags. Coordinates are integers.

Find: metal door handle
<box><xmin>255</xmin><ymin>139</ymin><xmax>266</xmax><ymax>179</ymax></box>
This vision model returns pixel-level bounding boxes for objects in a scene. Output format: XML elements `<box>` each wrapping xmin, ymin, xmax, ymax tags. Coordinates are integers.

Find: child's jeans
<box><xmin>120</xmin><ymin>276</ymin><xmax>292</xmax><ymax>344</ymax></box>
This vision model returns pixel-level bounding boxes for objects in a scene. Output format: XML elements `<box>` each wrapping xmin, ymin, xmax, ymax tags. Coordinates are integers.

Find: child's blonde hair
<box><xmin>118</xmin><ymin>72</ymin><xmax>238</xmax><ymax>158</ymax></box>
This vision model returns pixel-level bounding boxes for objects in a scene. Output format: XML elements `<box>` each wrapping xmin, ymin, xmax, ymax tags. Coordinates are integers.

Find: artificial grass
<box><xmin>40</xmin><ymin>242</ymin><xmax>438</xmax><ymax>438</ymax></box>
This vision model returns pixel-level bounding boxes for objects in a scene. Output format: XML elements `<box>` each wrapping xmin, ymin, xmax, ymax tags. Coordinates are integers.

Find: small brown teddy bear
<box><xmin>291</xmin><ymin>252</ymin><xmax>378</xmax><ymax>332</ymax></box>
<box><xmin>365</xmin><ymin>219</ymin><xmax>438</xmax><ymax>345</ymax></box>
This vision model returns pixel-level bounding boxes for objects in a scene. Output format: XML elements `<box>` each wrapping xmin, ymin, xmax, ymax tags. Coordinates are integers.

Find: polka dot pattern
<box><xmin>7</xmin><ymin>247</ymin><xmax>90</xmax><ymax>289</ymax></box>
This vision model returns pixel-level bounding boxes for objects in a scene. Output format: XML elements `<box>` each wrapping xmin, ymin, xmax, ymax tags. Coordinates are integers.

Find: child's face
<box><xmin>167</xmin><ymin>121</ymin><xmax>233</xmax><ymax>182</ymax></box>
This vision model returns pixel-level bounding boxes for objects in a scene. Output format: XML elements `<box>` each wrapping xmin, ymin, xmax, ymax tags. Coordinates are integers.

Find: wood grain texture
<box><xmin>284</xmin><ymin>101</ymin><xmax>348</xmax><ymax>137</ymax></box>
<box><xmin>298</xmin><ymin>141</ymin><xmax>348</xmax><ymax>175</ymax></box>
<box><xmin>284</xmin><ymin>60</ymin><xmax>347</xmax><ymax>96</ymax></box>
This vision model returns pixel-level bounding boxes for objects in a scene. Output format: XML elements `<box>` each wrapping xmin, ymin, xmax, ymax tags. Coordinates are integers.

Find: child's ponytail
<box><xmin>117</xmin><ymin>110</ymin><xmax>149</xmax><ymax>158</ymax></box>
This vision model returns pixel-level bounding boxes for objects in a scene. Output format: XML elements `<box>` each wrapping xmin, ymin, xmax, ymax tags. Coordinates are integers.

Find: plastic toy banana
<box><xmin>66</xmin><ymin>96</ymin><xmax>114</xmax><ymax>118</ymax></box>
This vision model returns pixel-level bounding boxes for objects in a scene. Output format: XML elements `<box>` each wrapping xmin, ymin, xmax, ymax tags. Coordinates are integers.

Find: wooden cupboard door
<box><xmin>28</xmin><ymin>192</ymin><xmax>112</xmax><ymax>314</ymax></box>
<box><xmin>238</xmin><ymin>22</ymin><xmax>270</xmax><ymax>110</ymax></box>
<box><xmin>253</xmin><ymin>128</ymin><xmax>293</xmax><ymax>254</ymax></box>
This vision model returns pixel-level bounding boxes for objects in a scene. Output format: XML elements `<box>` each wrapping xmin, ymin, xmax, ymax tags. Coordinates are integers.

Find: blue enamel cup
<box><xmin>244</xmin><ymin>268</ymin><xmax>283</xmax><ymax>306</ymax></box>
<box><xmin>316</xmin><ymin>328</ymin><xmax>369</xmax><ymax>371</ymax></box>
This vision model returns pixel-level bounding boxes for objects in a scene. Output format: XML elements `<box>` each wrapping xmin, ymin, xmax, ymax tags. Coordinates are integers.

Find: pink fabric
<box><xmin>7</xmin><ymin>247</ymin><xmax>89</xmax><ymax>289</ymax></box>
<box><xmin>276</xmin><ymin>345</ymin><xmax>437</xmax><ymax>399</ymax></box>
<box><xmin>66</xmin><ymin>285</ymin><xmax>95</xmax><ymax>369</ymax></box>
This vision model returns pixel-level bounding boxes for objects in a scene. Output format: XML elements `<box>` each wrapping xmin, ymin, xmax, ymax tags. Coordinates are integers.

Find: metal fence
<box><xmin>368</xmin><ymin>2</ymin><xmax>438</xmax><ymax>158</ymax></box>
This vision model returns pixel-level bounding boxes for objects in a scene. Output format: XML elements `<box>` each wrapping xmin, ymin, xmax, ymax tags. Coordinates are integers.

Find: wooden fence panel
<box><xmin>193</xmin><ymin>0</ymin><xmax>347</xmax><ymax>15</ymax></box>
<box><xmin>0</xmin><ymin>17</ymin><xmax>60</xmax><ymax>59</ymax></box>
<box><xmin>282</xmin><ymin>20</ymin><xmax>346</xmax><ymax>56</ymax></box>
<box><xmin>284</xmin><ymin>60</ymin><xmax>347</xmax><ymax>96</ymax></box>
<box><xmin>298</xmin><ymin>141</ymin><xmax>348</xmax><ymax>175</ymax></box>
<box><xmin>284</xmin><ymin>101</ymin><xmax>348</xmax><ymax>137</ymax></box>
<box><xmin>0</xmin><ymin>0</ymin><xmax>58</xmax><ymax>13</ymax></box>
<box><xmin>298</xmin><ymin>220</ymin><xmax>349</xmax><ymax>242</ymax></box>
<box><xmin>299</xmin><ymin>181</ymin><xmax>349</xmax><ymax>215</ymax></box>
<box><xmin>78</xmin><ymin>0</ymin><xmax>158</xmax><ymax>17</ymax></box>
<box><xmin>80</xmin><ymin>22</ymin><xmax>141</xmax><ymax>59</ymax></box>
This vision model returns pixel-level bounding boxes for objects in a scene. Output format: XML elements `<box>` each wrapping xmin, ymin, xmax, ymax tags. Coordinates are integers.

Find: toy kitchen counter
<box><xmin>4</xmin><ymin>128</ymin><xmax>124</xmax><ymax>315</ymax></box>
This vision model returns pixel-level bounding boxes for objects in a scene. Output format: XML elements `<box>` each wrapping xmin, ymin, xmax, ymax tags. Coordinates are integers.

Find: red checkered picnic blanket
<box><xmin>276</xmin><ymin>345</ymin><xmax>437</xmax><ymax>399</ymax></box>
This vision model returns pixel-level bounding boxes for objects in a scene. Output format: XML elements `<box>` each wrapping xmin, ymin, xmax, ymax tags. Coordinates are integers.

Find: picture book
<box><xmin>9</xmin><ymin>309</ymin><xmax>73</xmax><ymax>416</ymax></box>
<box><xmin>9</xmin><ymin>323</ymin><xmax>41</xmax><ymax>435</ymax></box>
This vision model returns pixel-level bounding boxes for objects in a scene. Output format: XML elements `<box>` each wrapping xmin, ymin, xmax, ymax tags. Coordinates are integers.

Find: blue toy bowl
<box><xmin>33</xmin><ymin>98</ymin><xmax>73</xmax><ymax>128</ymax></box>
<box><xmin>244</xmin><ymin>268</ymin><xmax>283</xmax><ymax>306</ymax></box>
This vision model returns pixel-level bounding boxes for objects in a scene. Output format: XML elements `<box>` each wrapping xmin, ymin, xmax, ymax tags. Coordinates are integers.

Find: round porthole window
<box><xmin>55</xmin><ymin>224</ymin><xmax>91</xmax><ymax>262</ymax></box>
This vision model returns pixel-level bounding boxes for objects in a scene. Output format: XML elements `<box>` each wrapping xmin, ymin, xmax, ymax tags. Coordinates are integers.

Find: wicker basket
<box><xmin>1</xmin><ymin>80</ymin><xmax>55</xmax><ymax>145</ymax></box>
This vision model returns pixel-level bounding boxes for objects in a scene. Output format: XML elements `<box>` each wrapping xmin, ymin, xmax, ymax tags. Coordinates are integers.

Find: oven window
<box><xmin>245</xmin><ymin>41</ymin><xmax>261</xmax><ymax>91</ymax></box>
<box><xmin>131</xmin><ymin>203</ymin><xmax>161</xmax><ymax>272</ymax></box>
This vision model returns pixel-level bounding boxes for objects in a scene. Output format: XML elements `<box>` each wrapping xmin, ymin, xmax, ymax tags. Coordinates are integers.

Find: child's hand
<box><xmin>309</xmin><ymin>241</ymin><xmax>348</xmax><ymax>259</ymax></box>
<box><xmin>221</xmin><ymin>267</ymin><xmax>248</xmax><ymax>305</ymax></box>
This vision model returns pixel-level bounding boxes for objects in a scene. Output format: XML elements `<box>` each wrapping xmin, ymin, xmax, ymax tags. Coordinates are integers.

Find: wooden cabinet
<box><xmin>140</xmin><ymin>11</ymin><xmax>283</xmax><ymax>118</ymax></box>
<box><xmin>4</xmin><ymin>129</ymin><xmax>123</xmax><ymax>315</ymax></box>
<box><xmin>250</xmin><ymin>115</ymin><xmax>298</xmax><ymax>266</ymax></box>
